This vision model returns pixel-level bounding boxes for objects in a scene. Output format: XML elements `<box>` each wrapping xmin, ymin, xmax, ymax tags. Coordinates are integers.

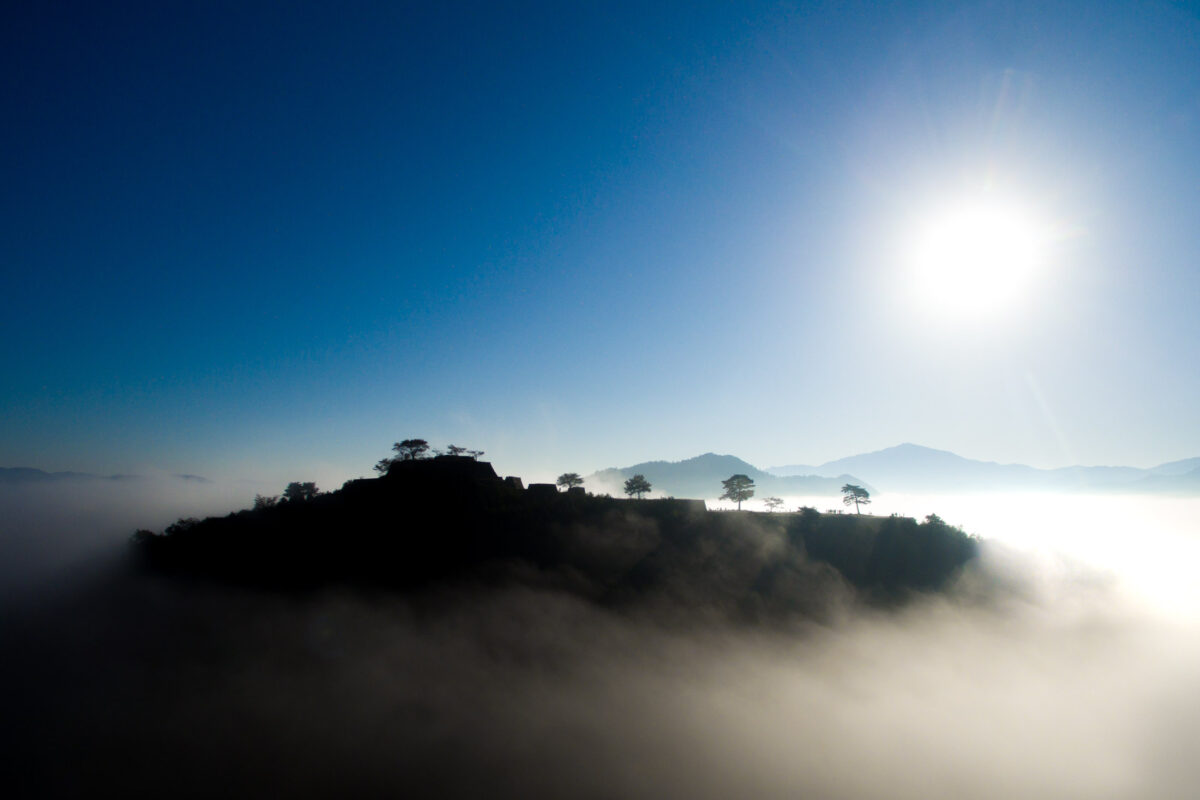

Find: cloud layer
<box><xmin>4</xmin><ymin>488</ymin><xmax>1199</xmax><ymax>798</ymax></box>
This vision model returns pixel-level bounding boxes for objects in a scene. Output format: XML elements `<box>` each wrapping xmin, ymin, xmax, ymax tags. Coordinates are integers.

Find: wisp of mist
<box><xmin>0</xmin><ymin>475</ymin><xmax>247</xmax><ymax>603</ymax></box>
<box><xmin>4</xmin><ymin>485</ymin><xmax>1200</xmax><ymax>798</ymax></box>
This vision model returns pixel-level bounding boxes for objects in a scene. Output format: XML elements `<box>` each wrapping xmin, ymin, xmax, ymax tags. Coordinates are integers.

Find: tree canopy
<box><xmin>720</xmin><ymin>474</ymin><xmax>756</xmax><ymax>510</ymax></box>
<box><xmin>763</xmin><ymin>496</ymin><xmax>783</xmax><ymax>512</ymax></box>
<box><xmin>556</xmin><ymin>472</ymin><xmax>584</xmax><ymax>491</ymax></box>
<box><xmin>253</xmin><ymin>494</ymin><xmax>279</xmax><ymax>510</ymax></box>
<box><xmin>841</xmin><ymin>483</ymin><xmax>871</xmax><ymax>514</ymax></box>
<box><xmin>445</xmin><ymin>444</ymin><xmax>485</xmax><ymax>459</ymax></box>
<box><xmin>623</xmin><ymin>474</ymin><xmax>652</xmax><ymax>499</ymax></box>
<box><xmin>393</xmin><ymin>439</ymin><xmax>431</xmax><ymax>461</ymax></box>
<box><xmin>375</xmin><ymin>438</ymin><xmax>433</xmax><ymax>473</ymax></box>
<box><xmin>283</xmin><ymin>482</ymin><xmax>319</xmax><ymax>502</ymax></box>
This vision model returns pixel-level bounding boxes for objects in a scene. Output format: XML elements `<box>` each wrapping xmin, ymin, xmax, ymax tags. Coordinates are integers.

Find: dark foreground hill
<box><xmin>135</xmin><ymin>455</ymin><xmax>978</xmax><ymax>614</ymax></box>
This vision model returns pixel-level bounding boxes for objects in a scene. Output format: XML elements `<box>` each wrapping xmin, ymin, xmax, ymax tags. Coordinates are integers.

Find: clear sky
<box><xmin>3</xmin><ymin>1</ymin><xmax>1199</xmax><ymax>488</ymax></box>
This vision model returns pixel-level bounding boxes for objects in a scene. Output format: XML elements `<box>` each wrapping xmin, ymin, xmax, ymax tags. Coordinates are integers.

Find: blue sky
<box><xmin>3</xmin><ymin>1</ymin><xmax>1199</xmax><ymax>487</ymax></box>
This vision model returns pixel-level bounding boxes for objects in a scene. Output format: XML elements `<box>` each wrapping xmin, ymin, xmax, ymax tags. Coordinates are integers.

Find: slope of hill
<box><xmin>1127</xmin><ymin>466</ymin><xmax>1200</xmax><ymax>493</ymax></box>
<box><xmin>1148</xmin><ymin>457</ymin><xmax>1200</xmax><ymax>477</ymax></box>
<box><xmin>586</xmin><ymin>453</ymin><xmax>867</xmax><ymax>500</ymax></box>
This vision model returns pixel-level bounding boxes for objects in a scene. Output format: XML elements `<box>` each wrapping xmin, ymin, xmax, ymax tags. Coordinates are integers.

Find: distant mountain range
<box><xmin>0</xmin><ymin>467</ymin><xmax>132</xmax><ymax>484</ymax></box>
<box><xmin>9</xmin><ymin>443</ymin><xmax>1199</xmax><ymax>497</ymax></box>
<box><xmin>767</xmin><ymin>443</ymin><xmax>1200</xmax><ymax>494</ymax></box>
<box><xmin>587</xmin><ymin>453</ymin><xmax>868</xmax><ymax>500</ymax></box>
<box><xmin>0</xmin><ymin>468</ymin><xmax>210</xmax><ymax>485</ymax></box>
<box><xmin>585</xmin><ymin>444</ymin><xmax>1200</xmax><ymax>500</ymax></box>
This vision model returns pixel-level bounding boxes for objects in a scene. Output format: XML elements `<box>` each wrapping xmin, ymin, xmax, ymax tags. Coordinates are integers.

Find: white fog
<box><xmin>5</xmin><ymin>484</ymin><xmax>1200</xmax><ymax>798</ymax></box>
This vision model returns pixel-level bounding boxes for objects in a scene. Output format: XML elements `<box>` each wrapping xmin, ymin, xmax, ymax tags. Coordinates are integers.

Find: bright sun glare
<box><xmin>910</xmin><ymin>198</ymin><xmax>1048</xmax><ymax>317</ymax></box>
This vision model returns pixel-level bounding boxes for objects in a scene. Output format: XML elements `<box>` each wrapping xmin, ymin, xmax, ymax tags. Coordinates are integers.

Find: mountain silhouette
<box><xmin>587</xmin><ymin>453</ymin><xmax>867</xmax><ymax>500</ymax></box>
<box><xmin>1148</xmin><ymin>457</ymin><xmax>1200</xmax><ymax>477</ymax></box>
<box><xmin>0</xmin><ymin>467</ymin><xmax>139</xmax><ymax>483</ymax></box>
<box><xmin>768</xmin><ymin>443</ymin><xmax>1200</xmax><ymax>494</ymax></box>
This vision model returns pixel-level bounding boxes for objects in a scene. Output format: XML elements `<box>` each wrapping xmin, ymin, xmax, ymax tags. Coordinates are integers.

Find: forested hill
<box><xmin>134</xmin><ymin>456</ymin><xmax>979</xmax><ymax>619</ymax></box>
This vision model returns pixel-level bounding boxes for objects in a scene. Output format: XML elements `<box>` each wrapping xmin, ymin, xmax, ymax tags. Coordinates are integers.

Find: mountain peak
<box><xmin>587</xmin><ymin>452</ymin><xmax>867</xmax><ymax>499</ymax></box>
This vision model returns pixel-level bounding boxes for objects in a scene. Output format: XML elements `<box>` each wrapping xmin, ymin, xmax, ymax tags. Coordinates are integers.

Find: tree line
<box><xmin>261</xmin><ymin>437</ymin><xmax>875</xmax><ymax>515</ymax></box>
<box><xmin>557</xmin><ymin>468</ymin><xmax>872</xmax><ymax>514</ymax></box>
<box><xmin>374</xmin><ymin>438</ymin><xmax>484</xmax><ymax>474</ymax></box>
<box><xmin>252</xmin><ymin>438</ymin><xmax>486</xmax><ymax>511</ymax></box>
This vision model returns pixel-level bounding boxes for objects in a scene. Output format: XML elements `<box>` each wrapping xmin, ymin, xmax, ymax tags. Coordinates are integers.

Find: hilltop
<box><xmin>134</xmin><ymin>455</ymin><xmax>978</xmax><ymax>616</ymax></box>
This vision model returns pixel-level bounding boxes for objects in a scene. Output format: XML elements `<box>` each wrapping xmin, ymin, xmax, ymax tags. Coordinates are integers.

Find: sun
<box><xmin>909</xmin><ymin>197</ymin><xmax>1048</xmax><ymax>317</ymax></box>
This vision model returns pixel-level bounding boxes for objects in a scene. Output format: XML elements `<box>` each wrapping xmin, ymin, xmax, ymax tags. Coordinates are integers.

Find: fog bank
<box><xmin>0</xmin><ymin>475</ymin><xmax>248</xmax><ymax>603</ymax></box>
<box><xmin>4</xmin><ymin>490</ymin><xmax>1200</xmax><ymax>797</ymax></box>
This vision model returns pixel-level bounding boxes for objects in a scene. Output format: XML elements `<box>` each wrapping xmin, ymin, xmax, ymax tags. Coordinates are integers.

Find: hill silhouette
<box><xmin>135</xmin><ymin>455</ymin><xmax>978</xmax><ymax>615</ymax></box>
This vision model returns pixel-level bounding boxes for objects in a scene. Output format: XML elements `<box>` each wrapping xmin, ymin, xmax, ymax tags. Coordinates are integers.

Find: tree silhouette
<box><xmin>841</xmin><ymin>483</ymin><xmax>870</xmax><ymax>514</ymax></box>
<box><xmin>164</xmin><ymin>517</ymin><xmax>199</xmax><ymax>536</ymax></box>
<box><xmin>720</xmin><ymin>474</ymin><xmax>755</xmax><ymax>510</ymax></box>
<box><xmin>446</xmin><ymin>444</ymin><xmax>485</xmax><ymax>459</ymax></box>
<box><xmin>283</xmin><ymin>482</ymin><xmax>319</xmax><ymax>502</ymax></box>
<box><xmin>623</xmin><ymin>474</ymin><xmax>652</xmax><ymax>499</ymax></box>
<box><xmin>394</xmin><ymin>439</ymin><xmax>430</xmax><ymax>461</ymax></box>
<box><xmin>797</xmin><ymin>505</ymin><xmax>821</xmax><ymax>524</ymax></box>
<box><xmin>556</xmin><ymin>472</ymin><xmax>584</xmax><ymax>491</ymax></box>
<box><xmin>253</xmin><ymin>494</ymin><xmax>279</xmax><ymax>510</ymax></box>
<box><xmin>763</xmin><ymin>496</ymin><xmax>783</xmax><ymax>512</ymax></box>
<box><xmin>375</xmin><ymin>439</ymin><xmax>432</xmax><ymax>473</ymax></box>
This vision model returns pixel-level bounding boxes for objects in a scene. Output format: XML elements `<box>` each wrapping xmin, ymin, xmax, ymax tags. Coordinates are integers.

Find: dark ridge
<box><xmin>134</xmin><ymin>456</ymin><xmax>979</xmax><ymax>616</ymax></box>
<box><xmin>0</xmin><ymin>467</ymin><xmax>138</xmax><ymax>483</ymax></box>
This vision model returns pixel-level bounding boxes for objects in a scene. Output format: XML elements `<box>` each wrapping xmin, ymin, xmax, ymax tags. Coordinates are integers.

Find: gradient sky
<box><xmin>3</xmin><ymin>1</ymin><xmax>1199</xmax><ymax>488</ymax></box>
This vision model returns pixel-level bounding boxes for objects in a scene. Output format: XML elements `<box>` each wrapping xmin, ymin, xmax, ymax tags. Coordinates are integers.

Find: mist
<box><xmin>0</xmin><ymin>475</ymin><xmax>251</xmax><ymax>604</ymax></box>
<box><xmin>4</xmin><ymin>487</ymin><xmax>1200</xmax><ymax>797</ymax></box>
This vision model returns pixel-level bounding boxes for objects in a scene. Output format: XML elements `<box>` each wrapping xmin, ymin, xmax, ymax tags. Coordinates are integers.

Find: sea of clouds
<box><xmin>3</xmin><ymin>481</ymin><xmax>1199</xmax><ymax>797</ymax></box>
